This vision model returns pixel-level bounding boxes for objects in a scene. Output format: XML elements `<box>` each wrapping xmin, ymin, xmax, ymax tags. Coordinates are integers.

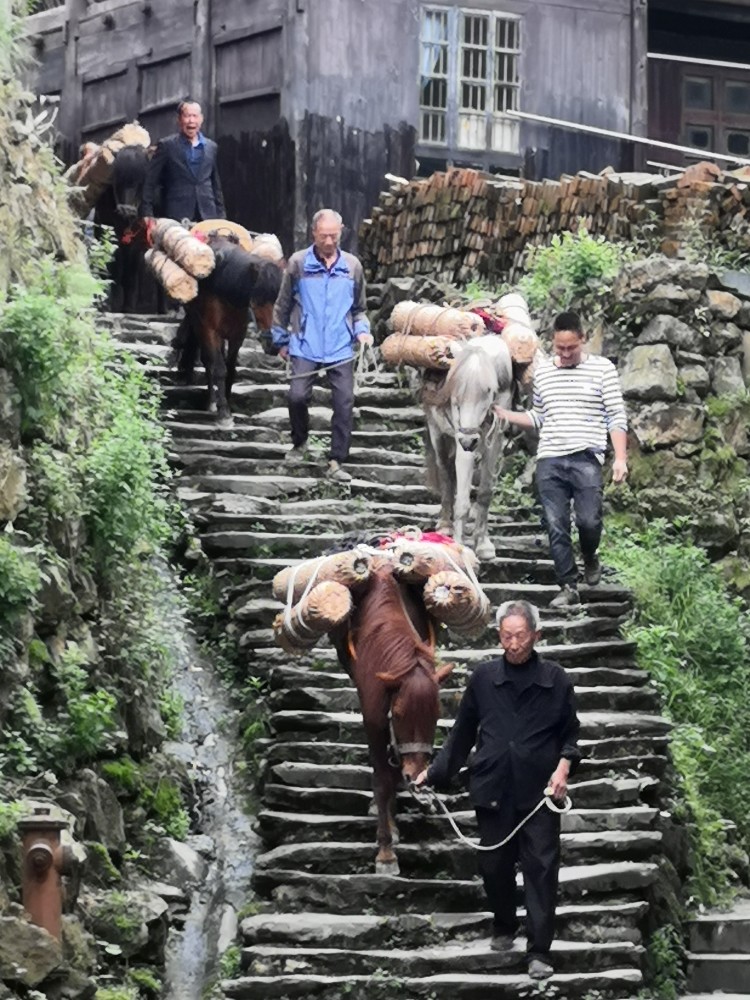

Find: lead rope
<box><xmin>408</xmin><ymin>783</ymin><xmax>572</xmax><ymax>851</ymax></box>
<box><xmin>285</xmin><ymin>341</ymin><xmax>380</xmax><ymax>388</ymax></box>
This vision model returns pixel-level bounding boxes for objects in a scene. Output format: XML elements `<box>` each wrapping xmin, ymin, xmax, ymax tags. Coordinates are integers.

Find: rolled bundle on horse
<box><xmin>249</xmin><ymin>232</ymin><xmax>285</xmax><ymax>263</ymax></box>
<box><xmin>391</xmin><ymin>301</ymin><xmax>485</xmax><ymax>339</ymax></box>
<box><xmin>388</xmin><ymin>537</ymin><xmax>478</xmax><ymax>584</ymax></box>
<box><xmin>151</xmin><ymin>219</ymin><xmax>216</xmax><ymax>279</ymax></box>
<box><xmin>68</xmin><ymin>122</ymin><xmax>151</xmax><ymax>216</ymax></box>
<box><xmin>272</xmin><ymin>549</ymin><xmax>373</xmax><ymax>603</ymax></box>
<box><xmin>272</xmin><ymin>580</ymin><xmax>353</xmax><ymax>655</ymax></box>
<box><xmin>144</xmin><ymin>249</ymin><xmax>198</xmax><ymax>303</ymax></box>
<box><xmin>380</xmin><ymin>332</ymin><xmax>455</xmax><ymax>370</ymax></box>
<box><xmin>501</xmin><ymin>320</ymin><xmax>539</xmax><ymax>365</ymax></box>
<box><xmin>423</xmin><ymin>570</ymin><xmax>492</xmax><ymax>637</ymax></box>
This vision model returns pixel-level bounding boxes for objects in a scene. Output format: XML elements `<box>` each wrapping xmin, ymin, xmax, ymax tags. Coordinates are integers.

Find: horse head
<box><xmin>439</xmin><ymin>341</ymin><xmax>507</xmax><ymax>452</ymax></box>
<box><xmin>110</xmin><ymin>144</ymin><xmax>151</xmax><ymax>221</ymax></box>
<box><xmin>377</xmin><ymin>658</ymin><xmax>455</xmax><ymax>781</ymax></box>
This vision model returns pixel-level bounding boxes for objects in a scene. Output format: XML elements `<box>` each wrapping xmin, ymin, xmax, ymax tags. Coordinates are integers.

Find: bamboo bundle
<box><xmin>391</xmin><ymin>301</ymin><xmax>485</xmax><ymax>339</ymax></box>
<box><xmin>69</xmin><ymin>123</ymin><xmax>151</xmax><ymax>215</ymax></box>
<box><xmin>517</xmin><ymin>347</ymin><xmax>547</xmax><ymax>390</ymax></box>
<box><xmin>144</xmin><ymin>249</ymin><xmax>198</xmax><ymax>303</ymax></box>
<box><xmin>250</xmin><ymin>233</ymin><xmax>285</xmax><ymax>263</ymax></box>
<box><xmin>273</xmin><ymin>581</ymin><xmax>353</xmax><ymax>655</ymax></box>
<box><xmin>151</xmin><ymin>219</ymin><xmax>216</xmax><ymax>278</ymax></box>
<box><xmin>501</xmin><ymin>321</ymin><xmax>539</xmax><ymax>365</ymax></box>
<box><xmin>389</xmin><ymin>539</ymin><xmax>478</xmax><ymax>584</ymax></box>
<box><xmin>423</xmin><ymin>571</ymin><xmax>491</xmax><ymax>637</ymax></box>
<box><xmin>381</xmin><ymin>332</ymin><xmax>454</xmax><ymax>370</ymax></box>
<box><xmin>272</xmin><ymin>550</ymin><xmax>373</xmax><ymax>603</ymax></box>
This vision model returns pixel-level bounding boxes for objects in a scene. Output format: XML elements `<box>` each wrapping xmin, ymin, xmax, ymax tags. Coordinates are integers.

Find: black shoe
<box><xmin>584</xmin><ymin>554</ymin><xmax>602</xmax><ymax>586</ymax></box>
<box><xmin>490</xmin><ymin>933</ymin><xmax>515</xmax><ymax>951</ymax></box>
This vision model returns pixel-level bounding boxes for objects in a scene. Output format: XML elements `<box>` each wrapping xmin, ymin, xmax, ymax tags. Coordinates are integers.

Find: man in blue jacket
<box><xmin>140</xmin><ymin>99</ymin><xmax>225</xmax><ymax>223</ymax></box>
<box><xmin>272</xmin><ymin>209</ymin><xmax>373</xmax><ymax>483</ymax></box>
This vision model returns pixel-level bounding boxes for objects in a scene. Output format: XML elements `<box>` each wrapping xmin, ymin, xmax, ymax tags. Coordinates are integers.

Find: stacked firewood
<box><xmin>359</xmin><ymin>163</ymin><xmax>750</xmax><ymax>285</ymax></box>
<box><xmin>272</xmin><ymin>530</ymin><xmax>491</xmax><ymax>655</ymax></box>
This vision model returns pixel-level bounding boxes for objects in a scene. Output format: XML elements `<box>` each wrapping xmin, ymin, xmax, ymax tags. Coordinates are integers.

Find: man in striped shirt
<box><xmin>495</xmin><ymin>311</ymin><xmax>628</xmax><ymax>608</ymax></box>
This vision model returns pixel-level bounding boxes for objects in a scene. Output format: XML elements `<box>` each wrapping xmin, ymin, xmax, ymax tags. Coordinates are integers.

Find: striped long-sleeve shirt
<box><xmin>529</xmin><ymin>354</ymin><xmax>628</xmax><ymax>461</ymax></box>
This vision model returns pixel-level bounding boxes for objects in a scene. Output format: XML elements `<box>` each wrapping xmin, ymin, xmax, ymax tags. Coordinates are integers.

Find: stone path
<box><xmin>107</xmin><ymin>312</ymin><xmax>674</xmax><ymax>999</ymax></box>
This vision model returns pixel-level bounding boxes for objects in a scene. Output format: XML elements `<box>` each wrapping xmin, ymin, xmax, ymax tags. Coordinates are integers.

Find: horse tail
<box><xmin>423</xmin><ymin>429</ymin><xmax>441</xmax><ymax>497</ymax></box>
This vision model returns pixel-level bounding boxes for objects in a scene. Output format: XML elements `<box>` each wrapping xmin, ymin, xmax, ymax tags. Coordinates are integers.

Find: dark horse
<box><xmin>331</xmin><ymin>562</ymin><xmax>454</xmax><ymax>874</ymax></box>
<box><xmin>93</xmin><ymin>144</ymin><xmax>152</xmax><ymax>313</ymax></box>
<box><xmin>175</xmin><ymin>235</ymin><xmax>283</xmax><ymax>428</ymax></box>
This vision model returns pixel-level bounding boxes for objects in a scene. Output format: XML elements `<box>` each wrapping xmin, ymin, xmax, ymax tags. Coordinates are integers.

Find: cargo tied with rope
<box><xmin>391</xmin><ymin>301</ymin><xmax>486</xmax><ymax>340</ymax></box>
<box><xmin>387</xmin><ymin>537</ymin><xmax>478</xmax><ymax>585</ymax></box>
<box><xmin>144</xmin><ymin>249</ymin><xmax>198</xmax><ymax>303</ymax></box>
<box><xmin>68</xmin><ymin>122</ymin><xmax>151</xmax><ymax>215</ymax></box>
<box><xmin>272</xmin><ymin>550</ymin><xmax>373</xmax><ymax>604</ymax></box>
<box><xmin>272</xmin><ymin>580</ymin><xmax>354</xmax><ymax>656</ymax></box>
<box><xmin>151</xmin><ymin>218</ymin><xmax>216</xmax><ymax>279</ymax></box>
<box><xmin>380</xmin><ymin>332</ymin><xmax>455</xmax><ymax>371</ymax></box>
<box><xmin>423</xmin><ymin>570</ymin><xmax>492</xmax><ymax>638</ymax></box>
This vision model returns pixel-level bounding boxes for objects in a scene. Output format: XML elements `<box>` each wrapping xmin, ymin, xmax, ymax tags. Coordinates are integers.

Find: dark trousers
<box><xmin>536</xmin><ymin>451</ymin><xmax>603</xmax><ymax>586</ymax></box>
<box><xmin>288</xmin><ymin>356</ymin><xmax>355</xmax><ymax>463</ymax></box>
<box><xmin>476</xmin><ymin>803</ymin><xmax>561</xmax><ymax>959</ymax></box>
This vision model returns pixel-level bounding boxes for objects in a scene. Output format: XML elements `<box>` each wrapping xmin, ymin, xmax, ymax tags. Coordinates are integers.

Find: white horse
<box><xmin>422</xmin><ymin>336</ymin><xmax>514</xmax><ymax>560</ymax></box>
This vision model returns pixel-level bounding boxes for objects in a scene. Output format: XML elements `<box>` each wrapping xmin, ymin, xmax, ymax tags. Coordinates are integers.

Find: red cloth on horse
<box><xmin>470</xmin><ymin>307</ymin><xmax>505</xmax><ymax>335</ymax></box>
<box><xmin>378</xmin><ymin>530</ymin><xmax>456</xmax><ymax>547</ymax></box>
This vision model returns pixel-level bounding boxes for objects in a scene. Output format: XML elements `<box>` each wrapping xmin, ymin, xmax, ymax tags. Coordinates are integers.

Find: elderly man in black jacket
<box><xmin>415</xmin><ymin>599</ymin><xmax>580</xmax><ymax>981</ymax></box>
<box><xmin>140</xmin><ymin>99</ymin><xmax>225</xmax><ymax>223</ymax></box>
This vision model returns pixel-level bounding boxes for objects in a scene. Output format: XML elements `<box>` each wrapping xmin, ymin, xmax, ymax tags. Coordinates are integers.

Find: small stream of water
<box><xmin>162</xmin><ymin>629</ymin><xmax>260</xmax><ymax>999</ymax></box>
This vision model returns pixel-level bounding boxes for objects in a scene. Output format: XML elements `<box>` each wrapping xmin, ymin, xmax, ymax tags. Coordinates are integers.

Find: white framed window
<box><xmin>419</xmin><ymin>5</ymin><xmax>521</xmax><ymax>154</ymax></box>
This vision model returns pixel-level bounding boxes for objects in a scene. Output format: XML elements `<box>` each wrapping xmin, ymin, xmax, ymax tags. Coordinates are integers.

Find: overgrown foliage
<box><xmin>604</xmin><ymin>519</ymin><xmax>750</xmax><ymax>905</ymax></box>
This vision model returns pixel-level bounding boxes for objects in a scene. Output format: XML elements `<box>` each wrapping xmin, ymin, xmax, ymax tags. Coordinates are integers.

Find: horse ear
<box><xmin>375</xmin><ymin>671</ymin><xmax>401</xmax><ymax>689</ymax></box>
<box><xmin>435</xmin><ymin>662</ymin><xmax>456</xmax><ymax>686</ymax></box>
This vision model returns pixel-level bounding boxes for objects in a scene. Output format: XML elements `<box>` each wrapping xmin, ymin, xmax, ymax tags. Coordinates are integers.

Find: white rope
<box><xmin>285</xmin><ymin>341</ymin><xmax>380</xmax><ymax>388</ymax></box>
<box><xmin>411</xmin><ymin>785</ymin><xmax>572</xmax><ymax>850</ymax></box>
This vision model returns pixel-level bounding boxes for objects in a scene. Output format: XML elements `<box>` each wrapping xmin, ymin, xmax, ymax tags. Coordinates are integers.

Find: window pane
<box><xmin>727</xmin><ymin>130</ymin><xmax>750</xmax><ymax>156</ymax></box>
<box><xmin>687</xmin><ymin>125</ymin><xmax>713</xmax><ymax>149</ymax></box>
<box><xmin>419</xmin><ymin>8</ymin><xmax>448</xmax><ymax>144</ymax></box>
<box><xmin>726</xmin><ymin>80</ymin><xmax>750</xmax><ymax>115</ymax></box>
<box><xmin>684</xmin><ymin>76</ymin><xmax>713</xmax><ymax>110</ymax></box>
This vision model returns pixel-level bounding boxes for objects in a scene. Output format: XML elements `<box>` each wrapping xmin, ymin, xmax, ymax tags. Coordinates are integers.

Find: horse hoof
<box><xmin>208</xmin><ymin>401</ymin><xmax>218</xmax><ymax>414</ymax></box>
<box><xmin>375</xmin><ymin>859</ymin><xmax>400</xmax><ymax>876</ymax></box>
<box><xmin>217</xmin><ymin>415</ymin><xmax>234</xmax><ymax>430</ymax></box>
<box><xmin>475</xmin><ymin>541</ymin><xmax>496</xmax><ymax>561</ymax></box>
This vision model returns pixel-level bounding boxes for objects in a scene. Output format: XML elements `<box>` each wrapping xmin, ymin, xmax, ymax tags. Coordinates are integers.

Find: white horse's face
<box><xmin>452</xmin><ymin>380</ymin><xmax>496</xmax><ymax>452</ymax></box>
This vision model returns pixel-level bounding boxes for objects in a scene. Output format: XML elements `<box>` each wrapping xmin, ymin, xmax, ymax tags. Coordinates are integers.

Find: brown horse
<box><xmin>176</xmin><ymin>235</ymin><xmax>283</xmax><ymax>428</ymax></box>
<box><xmin>331</xmin><ymin>562</ymin><xmax>454</xmax><ymax>874</ymax></box>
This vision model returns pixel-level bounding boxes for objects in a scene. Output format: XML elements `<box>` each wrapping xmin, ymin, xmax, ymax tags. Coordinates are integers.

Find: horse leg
<box><xmin>427</xmin><ymin>419</ymin><xmax>454</xmax><ymax>535</ymax></box>
<box><xmin>453</xmin><ymin>444</ymin><xmax>475</xmax><ymax>545</ymax></box>
<box><xmin>367</xmin><ymin>728</ymin><xmax>400</xmax><ymax>875</ymax></box>
<box><xmin>474</xmin><ymin>426</ymin><xmax>504</xmax><ymax>560</ymax></box>
<box><xmin>219</xmin><ymin>334</ymin><xmax>241</xmax><ymax>430</ymax></box>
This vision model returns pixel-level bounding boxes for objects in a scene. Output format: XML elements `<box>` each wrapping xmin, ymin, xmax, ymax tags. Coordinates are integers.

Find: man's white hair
<box><xmin>312</xmin><ymin>208</ymin><xmax>343</xmax><ymax>229</ymax></box>
<box><xmin>496</xmin><ymin>600</ymin><xmax>541</xmax><ymax>632</ymax></box>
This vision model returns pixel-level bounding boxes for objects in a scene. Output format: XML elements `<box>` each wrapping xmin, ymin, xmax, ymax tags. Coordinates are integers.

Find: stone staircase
<box><xmin>685</xmin><ymin>901</ymin><xmax>750</xmax><ymax>998</ymax></box>
<box><xmin>105</xmin><ymin>312</ymin><xmax>674</xmax><ymax>999</ymax></box>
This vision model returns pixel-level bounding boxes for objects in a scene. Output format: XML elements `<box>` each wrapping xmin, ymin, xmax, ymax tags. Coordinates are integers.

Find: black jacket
<box><xmin>140</xmin><ymin>133</ymin><xmax>225</xmax><ymax>222</ymax></box>
<box><xmin>428</xmin><ymin>653</ymin><xmax>581</xmax><ymax>810</ymax></box>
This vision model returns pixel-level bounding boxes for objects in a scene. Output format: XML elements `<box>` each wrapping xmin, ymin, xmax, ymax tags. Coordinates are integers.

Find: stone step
<box><xmin>254</xmin><ymin>805</ymin><xmax>661</xmax><ymax>847</ymax></box>
<box><xmin>689</xmin><ymin>903</ymin><xmax>750</xmax><ymax>953</ymax></box>
<box><xmin>264</xmin><ymin>664</ymin><xmax>650</xmax><ymax>693</ymax></box>
<box><xmin>143</xmin><ymin>361</ymin><xmax>403</xmax><ymax>390</ymax></box>
<box><xmin>165</xmin><ymin>421</ymin><xmax>425</xmax><ymax>451</ymax></box>
<box><xmin>260</xmin><ymin>775</ymin><xmax>658</xmax><ymax>816</ymax></box>
<box><xmin>687</xmin><ymin>954</ymin><xmax>750</xmax><ymax>994</ymax></box>
<box><xmin>180</xmin><ymin>475</ymin><xmax>438</xmax><ymax>505</ymax></box>
<box><xmin>240</xmin><ymin>902</ymin><xmax>648</xmax><ymax>949</ymax></box>
<box><xmin>265</xmin><ymin>683</ymin><xmax>660</xmax><ymax>716</ymax></box>
<box><xmin>171</xmin><ymin>439</ymin><xmax>424</xmax><ymax>467</ymax></box>
<box><xmin>161</xmin><ymin>383</ymin><xmax>417</xmax><ymax>414</ymax></box>
<box><xmin>251</xmin><ymin>861</ymin><xmax>658</xmax><ymax>913</ymax></box>
<box><xmin>266</xmin><ymin>708</ymin><xmax>670</xmax><ymax>745</ymax></box>
<box><xmin>253</xmin><ymin>833</ymin><xmax>663</xmax><ymax>876</ymax></box>
<box><xmin>256</xmin><ymin>735</ymin><xmax>670</xmax><ymax>769</ymax></box>
<box><xmin>221</xmin><ymin>967</ymin><xmax>642</xmax><ymax>999</ymax></box>
<box><xmin>240</xmin><ymin>937</ymin><xmax>643</xmax><ymax>978</ymax></box>
<box><xmin>181</xmin><ymin>456</ymin><xmax>427</xmax><ymax>484</ymax></box>
<box><xmin>251</xmin><ymin>403</ymin><xmax>428</xmax><ymax>433</ymax></box>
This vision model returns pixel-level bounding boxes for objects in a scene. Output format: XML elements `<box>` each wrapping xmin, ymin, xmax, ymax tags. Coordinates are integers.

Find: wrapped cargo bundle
<box><xmin>69</xmin><ymin>123</ymin><xmax>151</xmax><ymax>215</ymax></box>
<box><xmin>273</xmin><ymin>580</ymin><xmax>353</xmax><ymax>655</ymax></box>
<box><xmin>272</xmin><ymin>549</ymin><xmax>373</xmax><ymax>603</ymax></box>
<box><xmin>250</xmin><ymin>233</ymin><xmax>285</xmax><ymax>263</ymax></box>
<box><xmin>190</xmin><ymin>219</ymin><xmax>254</xmax><ymax>252</ymax></box>
<box><xmin>518</xmin><ymin>346</ymin><xmax>546</xmax><ymax>390</ymax></box>
<box><xmin>380</xmin><ymin>332</ymin><xmax>455</xmax><ymax>370</ymax></box>
<box><xmin>423</xmin><ymin>570</ymin><xmax>492</xmax><ymax>638</ymax></box>
<box><xmin>144</xmin><ymin>249</ymin><xmax>198</xmax><ymax>303</ymax></box>
<box><xmin>388</xmin><ymin>538</ymin><xmax>478</xmax><ymax>584</ymax></box>
<box><xmin>501</xmin><ymin>320</ymin><xmax>539</xmax><ymax>365</ymax></box>
<box><xmin>391</xmin><ymin>301</ymin><xmax>485</xmax><ymax>339</ymax></box>
<box><xmin>151</xmin><ymin>218</ymin><xmax>216</xmax><ymax>279</ymax></box>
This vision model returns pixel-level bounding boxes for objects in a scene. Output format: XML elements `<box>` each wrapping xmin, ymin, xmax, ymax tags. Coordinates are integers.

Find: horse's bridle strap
<box><xmin>397</xmin><ymin>741</ymin><xmax>434</xmax><ymax>755</ymax></box>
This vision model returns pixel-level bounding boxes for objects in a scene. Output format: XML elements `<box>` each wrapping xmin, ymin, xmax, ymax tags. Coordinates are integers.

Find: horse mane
<box><xmin>354</xmin><ymin>566</ymin><xmax>436</xmax><ymax>688</ymax></box>
<box><xmin>433</xmin><ymin>344</ymin><xmax>500</xmax><ymax>408</ymax></box>
<box><xmin>111</xmin><ymin>145</ymin><xmax>149</xmax><ymax>195</ymax></box>
<box><xmin>199</xmin><ymin>243</ymin><xmax>282</xmax><ymax>308</ymax></box>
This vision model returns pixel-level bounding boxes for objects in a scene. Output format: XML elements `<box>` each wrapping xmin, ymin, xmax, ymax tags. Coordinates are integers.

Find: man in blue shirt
<box><xmin>140</xmin><ymin>99</ymin><xmax>225</xmax><ymax>223</ymax></box>
<box><xmin>271</xmin><ymin>210</ymin><xmax>373</xmax><ymax>483</ymax></box>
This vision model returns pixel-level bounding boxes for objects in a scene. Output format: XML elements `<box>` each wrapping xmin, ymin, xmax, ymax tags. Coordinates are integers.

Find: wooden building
<box><xmin>24</xmin><ymin>0</ymin><xmax>750</xmax><ymax>256</ymax></box>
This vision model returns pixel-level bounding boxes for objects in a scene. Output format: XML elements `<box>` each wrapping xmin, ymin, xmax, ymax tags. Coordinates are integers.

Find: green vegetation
<box><xmin>517</xmin><ymin>224</ymin><xmax>631</xmax><ymax>317</ymax></box>
<box><xmin>604</xmin><ymin>519</ymin><xmax>750</xmax><ymax>905</ymax></box>
<box><xmin>102</xmin><ymin>756</ymin><xmax>190</xmax><ymax>841</ymax></box>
